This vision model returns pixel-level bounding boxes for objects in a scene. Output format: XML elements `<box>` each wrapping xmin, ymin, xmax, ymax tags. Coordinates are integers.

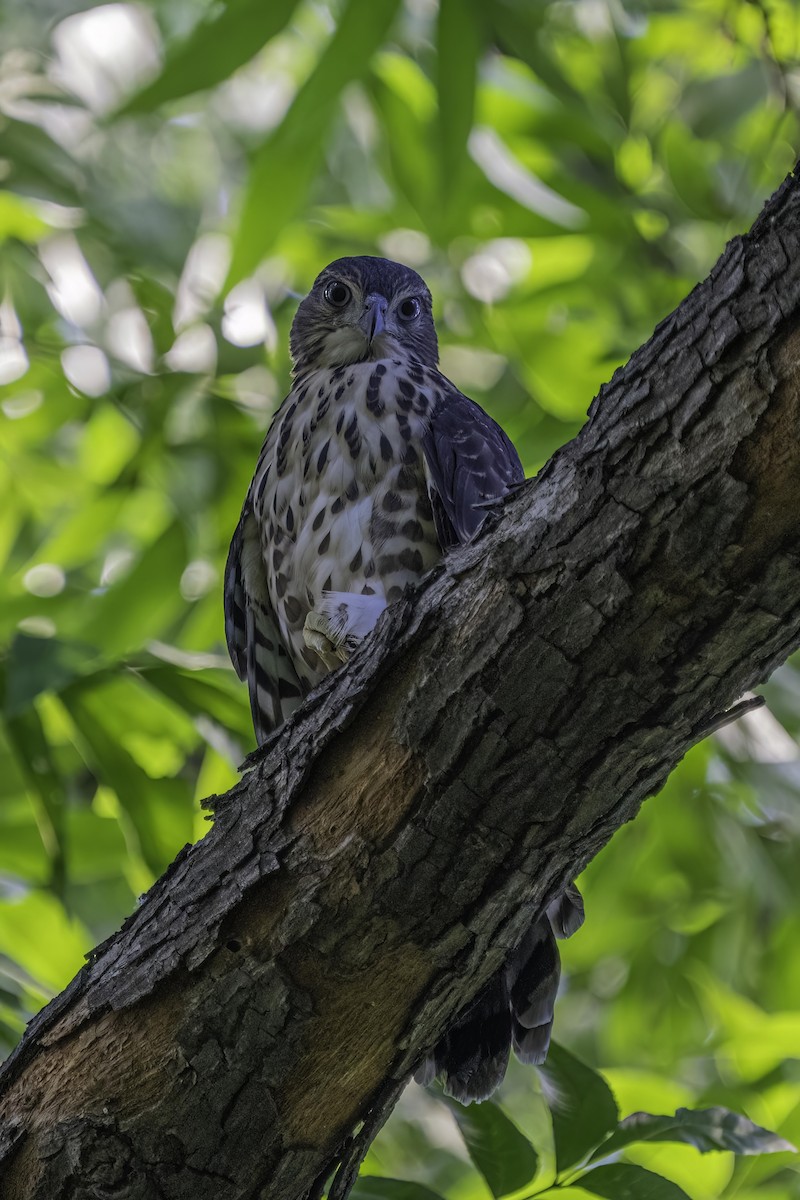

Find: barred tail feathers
<box><xmin>420</xmin><ymin>975</ymin><xmax>512</xmax><ymax>1105</ymax></box>
<box><xmin>546</xmin><ymin>883</ymin><xmax>585</xmax><ymax>940</ymax></box>
<box><xmin>417</xmin><ymin>883</ymin><xmax>584</xmax><ymax>1103</ymax></box>
<box><xmin>508</xmin><ymin>916</ymin><xmax>560</xmax><ymax>1065</ymax></box>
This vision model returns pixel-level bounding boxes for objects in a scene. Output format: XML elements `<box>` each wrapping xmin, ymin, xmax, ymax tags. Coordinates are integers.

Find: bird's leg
<box><xmin>303</xmin><ymin>592</ymin><xmax>388</xmax><ymax>670</ymax></box>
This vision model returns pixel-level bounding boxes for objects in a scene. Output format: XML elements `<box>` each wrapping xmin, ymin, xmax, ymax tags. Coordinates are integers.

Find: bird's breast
<box><xmin>252</xmin><ymin>358</ymin><xmax>441</xmax><ymax>682</ymax></box>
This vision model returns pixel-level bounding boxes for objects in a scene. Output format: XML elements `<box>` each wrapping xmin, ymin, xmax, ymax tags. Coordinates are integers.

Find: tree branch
<box><xmin>2</xmin><ymin>166</ymin><xmax>800</xmax><ymax>1200</ymax></box>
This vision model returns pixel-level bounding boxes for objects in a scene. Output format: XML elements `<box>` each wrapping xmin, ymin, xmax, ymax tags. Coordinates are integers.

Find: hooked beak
<box><xmin>359</xmin><ymin>293</ymin><xmax>388</xmax><ymax>343</ymax></box>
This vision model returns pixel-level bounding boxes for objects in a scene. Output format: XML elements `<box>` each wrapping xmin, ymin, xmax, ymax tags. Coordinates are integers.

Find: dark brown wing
<box><xmin>421</xmin><ymin>379</ymin><xmax>524</xmax><ymax>550</ymax></box>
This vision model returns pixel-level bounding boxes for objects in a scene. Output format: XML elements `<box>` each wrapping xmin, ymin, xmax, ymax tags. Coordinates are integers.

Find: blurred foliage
<box><xmin>0</xmin><ymin>0</ymin><xmax>798</xmax><ymax>1194</ymax></box>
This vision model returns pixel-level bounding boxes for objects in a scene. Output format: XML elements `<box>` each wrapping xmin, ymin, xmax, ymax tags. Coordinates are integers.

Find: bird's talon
<box><xmin>303</xmin><ymin>611</ymin><xmax>349</xmax><ymax>669</ymax></box>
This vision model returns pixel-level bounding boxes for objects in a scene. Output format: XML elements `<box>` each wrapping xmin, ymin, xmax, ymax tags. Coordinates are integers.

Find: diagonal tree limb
<box><xmin>1</xmin><ymin>165</ymin><xmax>800</xmax><ymax>1200</ymax></box>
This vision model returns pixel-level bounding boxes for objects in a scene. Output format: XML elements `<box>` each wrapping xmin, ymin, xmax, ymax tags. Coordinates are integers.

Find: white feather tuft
<box><xmin>319</xmin><ymin>591</ymin><xmax>387</xmax><ymax>643</ymax></box>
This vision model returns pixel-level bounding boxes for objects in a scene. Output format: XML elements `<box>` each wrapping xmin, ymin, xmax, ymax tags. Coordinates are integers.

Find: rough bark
<box><xmin>1</xmin><ymin>166</ymin><xmax>800</xmax><ymax>1200</ymax></box>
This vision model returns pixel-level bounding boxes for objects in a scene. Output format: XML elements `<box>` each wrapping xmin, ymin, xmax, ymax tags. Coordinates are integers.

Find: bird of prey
<box><xmin>225</xmin><ymin>255</ymin><xmax>583</xmax><ymax>1102</ymax></box>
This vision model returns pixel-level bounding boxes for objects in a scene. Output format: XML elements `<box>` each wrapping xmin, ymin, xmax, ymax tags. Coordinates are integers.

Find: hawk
<box><xmin>225</xmin><ymin>255</ymin><xmax>583</xmax><ymax>1102</ymax></box>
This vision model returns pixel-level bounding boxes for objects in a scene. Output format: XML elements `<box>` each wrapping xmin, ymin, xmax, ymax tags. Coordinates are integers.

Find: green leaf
<box><xmin>0</xmin><ymin>890</ymin><xmax>92</xmax><ymax>996</ymax></box>
<box><xmin>3</xmin><ymin>703</ymin><xmax>67</xmax><ymax>895</ymax></box>
<box><xmin>141</xmin><ymin>665</ymin><xmax>252</xmax><ymax>741</ymax></box>
<box><xmin>65</xmin><ymin>808</ymin><xmax>130</xmax><ymax>884</ymax></box>
<box><xmin>5</xmin><ymin>635</ymin><xmax>100</xmax><ymax>716</ymax></box>
<box><xmin>116</xmin><ymin>0</ymin><xmax>301</xmax><ymax>114</ymax></box>
<box><xmin>351</xmin><ymin>1181</ymin><xmax>446</xmax><ymax>1200</ymax></box>
<box><xmin>680</xmin><ymin>65</ymin><xmax>769</xmax><ymax>139</ymax></box>
<box><xmin>489</xmin><ymin>0</ymin><xmax>596</xmax><ymax>130</ymax></box>
<box><xmin>81</xmin><ymin>522</ymin><xmax>189</xmax><ymax>661</ymax></box>
<box><xmin>596</xmin><ymin>1108</ymin><xmax>795</xmax><ymax>1159</ymax></box>
<box><xmin>541</xmin><ymin>1043</ymin><xmax>619</xmax><ymax>1172</ymax></box>
<box><xmin>436</xmin><ymin>0</ymin><xmax>483</xmax><ymax>207</ymax></box>
<box><xmin>0</xmin><ymin>191</ymin><xmax>49</xmax><ymax>244</ymax></box>
<box><xmin>449</xmin><ymin>1098</ymin><xmax>539</xmax><ymax>1197</ymax></box>
<box><xmin>129</xmin><ymin>273</ymin><xmax>177</xmax><ymax>357</ymax></box>
<box><xmin>368</xmin><ymin>57</ymin><xmax>437</xmax><ymax>221</ymax></box>
<box><xmin>228</xmin><ymin>0</ymin><xmax>402</xmax><ymax>283</ymax></box>
<box><xmin>659</xmin><ymin>123</ymin><xmax>727</xmax><ymax>222</ymax></box>
<box><xmin>575</xmin><ymin>1163</ymin><xmax>692</xmax><ymax>1199</ymax></box>
<box><xmin>0</xmin><ymin>118</ymin><xmax>84</xmax><ymax>205</ymax></box>
<box><xmin>60</xmin><ymin>682</ymin><xmax>194</xmax><ymax>878</ymax></box>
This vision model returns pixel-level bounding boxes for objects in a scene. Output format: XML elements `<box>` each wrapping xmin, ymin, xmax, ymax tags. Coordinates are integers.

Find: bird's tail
<box><xmin>415</xmin><ymin>883</ymin><xmax>584</xmax><ymax>1104</ymax></box>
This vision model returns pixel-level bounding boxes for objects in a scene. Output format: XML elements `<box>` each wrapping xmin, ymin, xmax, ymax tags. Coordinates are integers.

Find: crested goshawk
<box><xmin>225</xmin><ymin>255</ymin><xmax>583</xmax><ymax>1103</ymax></box>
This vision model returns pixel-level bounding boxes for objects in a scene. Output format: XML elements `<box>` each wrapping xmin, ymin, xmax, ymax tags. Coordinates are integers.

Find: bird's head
<box><xmin>289</xmin><ymin>256</ymin><xmax>438</xmax><ymax>373</ymax></box>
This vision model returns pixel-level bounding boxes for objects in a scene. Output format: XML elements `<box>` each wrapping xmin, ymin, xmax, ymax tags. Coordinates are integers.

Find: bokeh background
<box><xmin>0</xmin><ymin>0</ymin><xmax>799</xmax><ymax>1195</ymax></box>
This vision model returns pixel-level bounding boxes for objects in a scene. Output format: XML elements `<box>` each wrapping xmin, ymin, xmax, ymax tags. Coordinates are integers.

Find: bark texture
<box><xmin>1</xmin><ymin>167</ymin><xmax>800</xmax><ymax>1200</ymax></box>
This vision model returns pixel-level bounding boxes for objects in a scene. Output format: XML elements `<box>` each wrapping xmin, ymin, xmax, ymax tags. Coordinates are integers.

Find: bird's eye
<box><xmin>324</xmin><ymin>281</ymin><xmax>352</xmax><ymax>307</ymax></box>
<box><xmin>397</xmin><ymin>296</ymin><xmax>421</xmax><ymax>321</ymax></box>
